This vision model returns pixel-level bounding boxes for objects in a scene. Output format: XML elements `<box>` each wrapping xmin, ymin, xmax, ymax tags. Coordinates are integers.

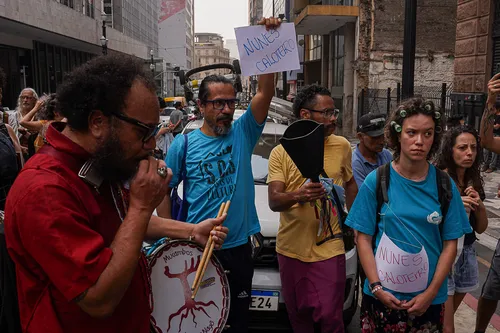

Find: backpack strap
<box><xmin>435</xmin><ymin>167</ymin><xmax>452</xmax><ymax>234</ymax></box>
<box><xmin>179</xmin><ymin>134</ymin><xmax>188</xmax><ymax>198</ymax></box>
<box><xmin>375</xmin><ymin>163</ymin><xmax>391</xmax><ymax>222</ymax></box>
<box><xmin>374</xmin><ymin>162</ymin><xmax>391</xmax><ymax>246</ymax></box>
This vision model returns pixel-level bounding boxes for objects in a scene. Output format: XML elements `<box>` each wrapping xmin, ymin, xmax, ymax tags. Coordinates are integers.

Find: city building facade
<box><xmin>0</xmin><ymin>0</ymin><xmax>152</xmax><ymax>109</ymax></box>
<box><xmin>289</xmin><ymin>0</ymin><xmax>458</xmax><ymax>136</ymax></box>
<box><xmin>193</xmin><ymin>33</ymin><xmax>231</xmax><ymax>79</ymax></box>
<box><xmin>158</xmin><ymin>0</ymin><xmax>195</xmax><ymax>97</ymax></box>
<box><xmin>453</xmin><ymin>0</ymin><xmax>498</xmax><ymax>93</ymax></box>
<box><xmin>249</xmin><ymin>0</ymin><xmax>264</xmax><ymax>25</ymax></box>
<box><xmin>103</xmin><ymin>0</ymin><xmax>159</xmax><ymax>54</ymax></box>
<box><xmin>158</xmin><ymin>0</ymin><xmax>194</xmax><ymax>70</ymax></box>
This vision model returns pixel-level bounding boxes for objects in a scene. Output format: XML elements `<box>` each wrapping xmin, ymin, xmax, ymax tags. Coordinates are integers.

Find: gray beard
<box><xmin>206</xmin><ymin>118</ymin><xmax>232</xmax><ymax>136</ymax></box>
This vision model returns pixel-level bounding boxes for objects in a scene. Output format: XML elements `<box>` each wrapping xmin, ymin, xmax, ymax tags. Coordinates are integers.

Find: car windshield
<box><xmin>252</xmin><ymin>133</ymin><xmax>282</xmax><ymax>185</ymax></box>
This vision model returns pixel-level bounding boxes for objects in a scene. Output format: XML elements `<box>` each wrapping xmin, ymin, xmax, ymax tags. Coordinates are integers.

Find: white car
<box><xmin>181</xmin><ymin>115</ymin><xmax>359</xmax><ymax>330</ymax></box>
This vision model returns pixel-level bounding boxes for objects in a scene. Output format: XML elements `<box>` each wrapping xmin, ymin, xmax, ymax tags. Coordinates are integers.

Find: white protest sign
<box><xmin>374</xmin><ymin>233</ymin><xmax>429</xmax><ymax>293</ymax></box>
<box><xmin>234</xmin><ymin>22</ymin><xmax>300</xmax><ymax>77</ymax></box>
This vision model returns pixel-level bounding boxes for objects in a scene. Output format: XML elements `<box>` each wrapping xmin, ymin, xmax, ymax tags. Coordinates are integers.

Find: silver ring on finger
<box><xmin>157</xmin><ymin>167</ymin><xmax>168</xmax><ymax>178</ymax></box>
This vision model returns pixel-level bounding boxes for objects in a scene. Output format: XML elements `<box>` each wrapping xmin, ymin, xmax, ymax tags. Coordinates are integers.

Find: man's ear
<box><xmin>197</xmin><ymin>99</ymin><xmax>205</xmax><ymax>114</ymax></box>
<box><xmin>88</xmin><ymin>110</ymin><xmax>110</xmax><ymax>138</ymax></box>
<box><xmin>300</xmin><ymin>109</ymin><xmax>311</xmax><ymax>119</ymax></box>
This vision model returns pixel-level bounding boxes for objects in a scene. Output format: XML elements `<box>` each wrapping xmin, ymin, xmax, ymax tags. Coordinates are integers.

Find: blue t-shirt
<box><xmin>166</xmin><ymin>105</ymin><xmax>264</xmax><ymax>249</ymax></box>
<box><xmin>346</xmin><ymin>163</ymin><xmax>471</xmax><ymax>304</ymax></box>
<box><xmin>352</xmin><ymin>146</ymin><xmax>392</xmax><ymax>188</ymax></box>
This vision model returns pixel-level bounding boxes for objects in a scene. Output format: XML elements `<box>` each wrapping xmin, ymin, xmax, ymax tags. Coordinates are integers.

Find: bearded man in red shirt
<box><xmin>4</xmin><ymin>54</ymin><xmax>228</xmax><ymax>333</ymax></box>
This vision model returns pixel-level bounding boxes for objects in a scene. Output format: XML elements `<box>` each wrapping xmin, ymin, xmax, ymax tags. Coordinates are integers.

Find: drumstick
<box><xmin>191</xmin><ymin>202</ymin><xmax>226</xmax><ymax>292</ymax></box>
<box><xmin>192</xmin><ymin>201</ymin><xmax>231</xmax><ymax>299</ymax></box>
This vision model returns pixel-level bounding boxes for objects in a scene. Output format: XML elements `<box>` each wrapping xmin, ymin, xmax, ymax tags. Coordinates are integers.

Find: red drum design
<box><xmin>148</xmin><ymin>240</ymin><xmax>230</xmax><ymax>333</ymax></box>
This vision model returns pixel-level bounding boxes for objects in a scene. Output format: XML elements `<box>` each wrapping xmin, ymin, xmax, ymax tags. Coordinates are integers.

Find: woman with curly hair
<box><xmin>346</xmin><ymin>98</ymin><xmax>471</xmax><ymax>332</ymax></box>
<box><xmin>435</xmin><ymin>126</ymin><xmax>488</xmax><ymax>333</ymax></box>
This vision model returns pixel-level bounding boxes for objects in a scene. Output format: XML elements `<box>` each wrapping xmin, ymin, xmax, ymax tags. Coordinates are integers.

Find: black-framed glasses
<box><xmin>205</xmin><ymin>99</ymin><xmax>240</xmax><ymax>111</ymax></box>
<box><xmin>304</xmin><ymin>108</ymin><xmax>340</xmax><ymax>119</ymax></box>
<box><xmin>109</xmin><ymin>112</ymin><xmax>161</xmax><ymax>142</ymax></box>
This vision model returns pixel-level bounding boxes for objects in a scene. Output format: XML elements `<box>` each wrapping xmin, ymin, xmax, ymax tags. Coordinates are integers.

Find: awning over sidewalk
<box><xmin>294</xmin><ymin>5</ymin><xmax>358</xmax><ymax>35</ymax></box>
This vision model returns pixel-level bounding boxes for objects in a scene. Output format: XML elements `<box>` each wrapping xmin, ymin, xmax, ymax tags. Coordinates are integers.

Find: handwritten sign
<box><xmin>374</xmin><ymin>233</ymin><xmax>429</xmax><ymax>293</ymax></box>
<box><xmin>234</xmin><ymin>22</ymin><xmax>301</xmax><ymax>76</ymax></box>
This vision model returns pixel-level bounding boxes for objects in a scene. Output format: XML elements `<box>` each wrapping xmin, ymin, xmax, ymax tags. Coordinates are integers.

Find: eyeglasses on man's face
<box><xmin>304</xmin><ymin>108</ymin><xmax>340</xmax><ymax>119</ymax></box>
<box><xmin>205</xmin><ymin>99</ymin><xmax>240</xmax><ymax>111</ymax></box>
<box><xmin>21</xmin><ymin>95</ymin><xmax>35</xmax><ymax>101</ymax></box>
<box><xmin>109</xmin><ymin>111</ymin><xmax>161</xmax><ymax>143</ymax></box>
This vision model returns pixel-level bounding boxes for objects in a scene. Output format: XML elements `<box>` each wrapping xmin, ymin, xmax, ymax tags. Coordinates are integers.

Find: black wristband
<box><xmin>369</xmin><ymin>281</ymin><xmax>382</xmax><ymax>290</ymax></box>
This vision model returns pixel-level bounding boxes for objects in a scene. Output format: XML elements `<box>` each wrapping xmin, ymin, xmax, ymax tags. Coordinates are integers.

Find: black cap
<box><xmin>357</xmin><ymin>113</ymin><xmax>386</xmax><ymax>137</ymax></box>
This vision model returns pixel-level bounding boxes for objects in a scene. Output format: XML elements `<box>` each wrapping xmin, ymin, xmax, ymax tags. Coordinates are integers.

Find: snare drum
<box><xmin>148</xmin><ymin>239</ymin><xmax>230</xmax><ymax>333</ymax></box>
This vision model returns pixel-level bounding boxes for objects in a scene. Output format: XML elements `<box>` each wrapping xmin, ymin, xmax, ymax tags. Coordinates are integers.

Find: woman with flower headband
<box><xmin>435</xmin><ymin>126</ymin><xmax>488</xmax><ymax>333</ymax></box>
<box><xmin>346</xmin><ymin>98</ymin><xmax>471</xmax><ymax>332</ymax></box>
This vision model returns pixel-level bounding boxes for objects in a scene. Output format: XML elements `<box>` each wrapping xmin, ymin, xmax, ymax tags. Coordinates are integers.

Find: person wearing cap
<box><xmin>352</xmin><ymin>113</ymin><xmax>392</xmax><ymax>188</ymax></box>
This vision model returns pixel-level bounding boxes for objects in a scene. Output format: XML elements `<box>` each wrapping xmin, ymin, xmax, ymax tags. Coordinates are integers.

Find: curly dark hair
<box><xmin>435</xmin><ymin>125</ymin><xmax>484</xmax><ymax>194</ymax></box>
<box><xmin>56</xmin><ymin>54</ymin><xmax>156</xmax><ymax>131</ymax></box>
<box><xmin>0</xmin><ymin>67</ymin><xmax>6</xmax><ymax>89</ymax></box>
<box><xmin>292</xmin><ymin>85</ymin><xmax>332</xmax><ymax>118</ymax></box>
<box><xmin>198</xmin><ymin>75</ymin><xmax>236</xmax><ymax>104</ymax></box>
<box><xmin>37</xmin><ymin>94</ymin><xmax>58</xmax><ymax>120</ymax></box>
<box><xmin>385</xmin><ymin>97</ymin><xmax>443</xmax><ymax>161</ymax></box>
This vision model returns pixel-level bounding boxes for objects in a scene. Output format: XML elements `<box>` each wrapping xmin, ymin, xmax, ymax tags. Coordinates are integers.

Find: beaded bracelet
<box><xmin>371</xmin><ymin>285</ymin><xmax>383</xmax><ymax>294</ymax></box>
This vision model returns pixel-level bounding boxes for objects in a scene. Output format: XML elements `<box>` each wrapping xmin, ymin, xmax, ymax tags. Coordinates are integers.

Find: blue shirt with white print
<box><xmin>346</xmin><ymin>163</ymin><xmax>471</xmax><ymax>304</ymax></box>
<box><xmin>166</xmin><ymin>104</ymin><xmax>264</xmax><ymax>249</ymax></box>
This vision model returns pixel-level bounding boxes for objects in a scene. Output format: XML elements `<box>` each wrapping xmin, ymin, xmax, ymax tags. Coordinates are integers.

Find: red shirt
<box><xmin>4</xmin><ymin>123</ymin><xmax>151</xmax><ymax>333</ymax></box>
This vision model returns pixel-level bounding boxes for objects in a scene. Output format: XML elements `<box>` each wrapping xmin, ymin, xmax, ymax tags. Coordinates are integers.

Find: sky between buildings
<box><xmin>194</xmin><ymin>0</ymin><xmax>248</xmax><ymax>41</ymax></box>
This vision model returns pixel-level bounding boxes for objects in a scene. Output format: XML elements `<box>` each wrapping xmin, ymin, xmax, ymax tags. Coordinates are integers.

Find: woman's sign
<box><xmin>374</xmin><ymin>232</ymin><xmax>429</xmax><ymax>293</ymax></box>
<box><xmin>234</xmin><ymin>23</ymin><xmax>300</xmax><ymax>77</ymax></box>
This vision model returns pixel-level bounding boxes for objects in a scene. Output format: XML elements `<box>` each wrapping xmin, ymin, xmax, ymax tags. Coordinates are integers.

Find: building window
<box><xmin>58</xmin><ymin>0</ymin><xmax>74</xmax><ymax>8</ymax></box>
<box><xmin>308</xmin><ymin>35</ymin><xmax>322</xmax><ymax>61</ymax></box>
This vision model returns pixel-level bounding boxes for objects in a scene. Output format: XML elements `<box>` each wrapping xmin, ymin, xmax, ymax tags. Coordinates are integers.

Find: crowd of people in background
<box><xmin>3</xmin><ymin>28</ymin><xmax>500</xmax><ymax>332</ymax></box>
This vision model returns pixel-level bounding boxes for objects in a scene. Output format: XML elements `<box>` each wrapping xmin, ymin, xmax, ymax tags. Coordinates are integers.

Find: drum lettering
<box><xmin>200</xmin><ymin>320</ymin><xmax>215</xmax><ymax>333</ymax></box>
<box><xmin>163</xmin><ymin>249</ymin><xmax>194</xmax><ymax>263</ymax></box>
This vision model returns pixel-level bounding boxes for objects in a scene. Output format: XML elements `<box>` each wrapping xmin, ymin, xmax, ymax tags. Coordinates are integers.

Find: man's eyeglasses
<box><xmin>20</xmin><ymin>96</ymin><xmax>35</xmax><ymax>100</ymax></box>
<box><xmin>109</xmin><ymin>112</ymin><xmax>161</xmax><ymax>143</ymax></box>
<box><xmin>304</xmin><ymin>108</ymin><xmax>340</xmax><ymax>119</ymax></box>
<box><xmin>205</xmin><ymin>99</ymin><xmax>240</xmax><ymax>111</ymax></box>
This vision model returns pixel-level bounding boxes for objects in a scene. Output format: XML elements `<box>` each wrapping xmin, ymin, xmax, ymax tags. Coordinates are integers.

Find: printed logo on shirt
<box><xmin>426</xmin><ymin>211</ymin><xmax>442</xmax><ymax>225</ymax></box>
<box><xmin>197</xmin><ymin>144</ymin><xmax>237</xmax><ymax>200</ymax></box>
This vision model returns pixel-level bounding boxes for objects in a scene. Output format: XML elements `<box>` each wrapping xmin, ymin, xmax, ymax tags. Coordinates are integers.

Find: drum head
<box><xmin>149</xmin><ymin>240</ymin><xmax>230</xmax><ymax>333</ymax></box>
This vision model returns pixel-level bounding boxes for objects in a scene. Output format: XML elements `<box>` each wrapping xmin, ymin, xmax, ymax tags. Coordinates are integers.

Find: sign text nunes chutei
<box><xmin>234</xmin><ymin>23</ymin><xmax>301</xmax><ymax>77</ymax></box>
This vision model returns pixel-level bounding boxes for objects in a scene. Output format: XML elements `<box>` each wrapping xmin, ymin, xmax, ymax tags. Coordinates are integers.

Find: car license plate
<box><xmin>250</xmin><ymin>290</ymin><xmax>279</xmax><ymax>311</ymax></box>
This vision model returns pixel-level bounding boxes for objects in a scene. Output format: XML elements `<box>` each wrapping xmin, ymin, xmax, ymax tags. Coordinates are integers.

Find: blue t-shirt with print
<box><xmin>352</xmin><ymin>146</ymin><xmax>392</xmax><ymax>188</ymax></box>
<box><xmin>166</xmin><ymin>105</ymin><xmax>264</xmax><ymax>249</ymax></box>
<box><xmin>346</xmin><ymin>163</ymin><xmax>471</xmax><ymax>305</ymax></box>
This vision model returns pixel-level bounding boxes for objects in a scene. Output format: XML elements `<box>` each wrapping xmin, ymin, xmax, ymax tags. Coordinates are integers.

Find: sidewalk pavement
<box><xmin>455</xmin><ymin>295</ymin><xmax>500</xmax><ymax>333</ymax></box>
